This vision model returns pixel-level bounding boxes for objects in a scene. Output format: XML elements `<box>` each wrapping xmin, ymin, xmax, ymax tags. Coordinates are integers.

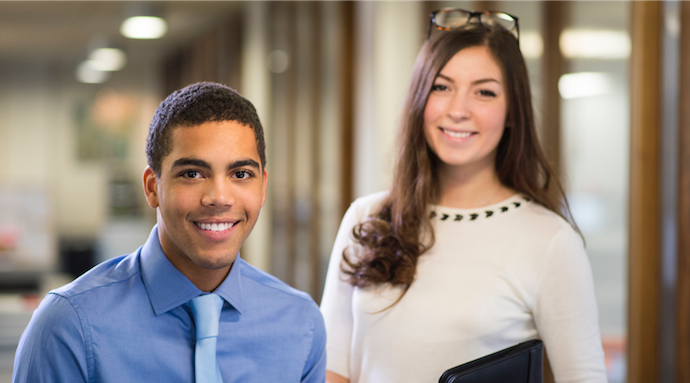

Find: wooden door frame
<box><xmin>677</xmin><ymin>2</ymin><xmax>690</xmax><ymax>382</ymax></box>
<box><xmin>628</xmin><ymin>2</ymin><xmax>663</xmax><ymax>382</ymax></box>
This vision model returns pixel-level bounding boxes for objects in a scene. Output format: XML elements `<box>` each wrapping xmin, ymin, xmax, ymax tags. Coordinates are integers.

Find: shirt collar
<box><xmin>139</xmin><ymin>225</ymin><xmax>245</xmax><ymax>316</ymax></box>
<box><xmin>213</xmin><ymin>254</ymin><xmax>245</xmax><ymax>314</ymax></box>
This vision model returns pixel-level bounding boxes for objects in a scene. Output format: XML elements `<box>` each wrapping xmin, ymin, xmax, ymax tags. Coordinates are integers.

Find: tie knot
<box><xmin>189</xmin><ymin>293</ymin><xmax>224</xmax><ymax>340</ymax></box>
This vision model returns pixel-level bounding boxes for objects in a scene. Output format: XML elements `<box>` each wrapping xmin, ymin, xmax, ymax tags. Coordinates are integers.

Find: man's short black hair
<box><xmin>146</xmin><ymin>82</ymin><xmax>266</xmax><ymax>176</ymax></box>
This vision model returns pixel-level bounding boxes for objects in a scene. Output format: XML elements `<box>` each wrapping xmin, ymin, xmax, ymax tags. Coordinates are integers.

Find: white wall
<box><xmin>353</xmin><ymin>1</ymin><xmax>424</xmax><ymax>199</ymax></box>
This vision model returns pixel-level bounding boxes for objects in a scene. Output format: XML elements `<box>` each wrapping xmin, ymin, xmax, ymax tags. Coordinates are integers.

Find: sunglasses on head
<box><xmin>427</xmin><ymin>8</ymin><xmax>520</xmax><ymax>44</ymax></box>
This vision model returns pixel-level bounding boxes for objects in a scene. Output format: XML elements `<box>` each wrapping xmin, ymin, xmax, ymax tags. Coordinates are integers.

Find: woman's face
<box><xmin>423</xmin><ymin>45</ymin><xmax>507</xmax><ymax>173</ymax></box>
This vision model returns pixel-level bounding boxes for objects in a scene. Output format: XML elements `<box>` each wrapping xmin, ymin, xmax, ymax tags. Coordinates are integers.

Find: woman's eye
<box><xmin>431</xmin><ymin>84</ymin><xmax>448</xmax><ymax>92</ymax></box>
<box><xmin>478</xmin><ymin>89</ymin><xmax>497</xmax><ymax>97</ymax></box>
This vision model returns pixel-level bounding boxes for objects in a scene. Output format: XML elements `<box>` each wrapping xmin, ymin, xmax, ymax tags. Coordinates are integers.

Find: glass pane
<box><xmin>500</xmin><ymin>3</ymin><xmax>629</xmax><ymax>381</ymax></box>
<box><xmin>559</xmin><ymin>2</ymin><xmax>630</xmax><ymax>382</ymax></box>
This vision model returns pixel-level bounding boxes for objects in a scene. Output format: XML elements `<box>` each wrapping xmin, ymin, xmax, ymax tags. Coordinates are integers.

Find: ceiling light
<box><xmin>76</xmin><ymin>61</ymin><xmax>109</xmax><ymax>84</ymax></box>
<box><xmin>88</xmin><ymin>48</ymin><xmax>127</xmax><ymax>71</ymax></box>
<box><xmin>120</xmin><ymin>16</ymin><xmax>167</xmax><ymax>39</ymax></box>
<box><xmin>558</xmin><ymin>72</ymin><xmax>612</xmax><ymax>99</ymax></box>
<box><xmin>560</xmin><ymin>29</ymin><xmax>631</xmax><ymax>59</ymax></box>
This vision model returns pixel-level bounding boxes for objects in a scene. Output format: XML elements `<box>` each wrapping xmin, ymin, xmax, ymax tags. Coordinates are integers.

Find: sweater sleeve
<box><xmin>533</xmin><ymin>227</ymin><xmax>608</xmax><ymax>383</ymax></box>
<box><xmin>319</xmin><ymin>201</ymin><xmax>363</xmax><ymax>378</ymax></box>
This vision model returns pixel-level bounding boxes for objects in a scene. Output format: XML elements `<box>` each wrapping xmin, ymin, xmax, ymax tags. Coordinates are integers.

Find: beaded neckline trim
<box><xmin>430</xmin><ymin>196</ymin><xmax>532</xmax><ymax>222</ymax></box>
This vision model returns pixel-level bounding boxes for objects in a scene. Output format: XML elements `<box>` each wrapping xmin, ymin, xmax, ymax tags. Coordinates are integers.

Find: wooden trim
<box><xmin>340</xmin><ymin>2</ymin><xmax>354</xmax><ymax>218</ymax></box>
<box><xmin>628</xmin><ymin>2</ymin><xmax>663</xmax><ymax>383</ymax></box>
<box><xmin>285</xmin><ymin>2</ymin><xmax>298</xmax><ymax>287</ymax></box>
<box><xmin>218</xmin><ymin>13</ymin><xmax>243</xmax><ymax>90</ymax></box>
<box><xmin>540</xmin><ymin>4</ymin><xmax>566</xmax><ymax>382</ymax></box>
<box><xmin>541</xmin><ymin>1</ymin><xmax>566</xmax><ymax>180</ymax></box>
<box><xmin>310</xmin><ymin>1</ymin><xmax>323</xmax><ymax>301</ymax></box>
<box><xmin>422</xmin><ymin>1</ymin><xmax>438</xmax><ymax>34</ymax></box>
<box><xmin>677</xmin><ymin>2</ymin><xmax>690</xmax><ymax>382</ymax></box>
<box><xmin>472</xmin><ymin>1</ymin><xmax>498</xmax><ymax>12</ymax></box>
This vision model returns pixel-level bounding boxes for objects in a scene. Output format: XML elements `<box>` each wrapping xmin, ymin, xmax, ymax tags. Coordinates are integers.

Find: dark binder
<box><xmin>439</xmin><ymin>339</ymin><xmax>543</xmax><ymax>383</ymax></box>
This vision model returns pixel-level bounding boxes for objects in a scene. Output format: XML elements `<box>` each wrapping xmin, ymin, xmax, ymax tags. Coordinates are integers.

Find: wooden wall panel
<box><xmin>540</xmin><ymin>3</ymin><xmax>566</xmax><ymax>382</ymax></box>
<box><xmin>422</xmin><ymin>1</ymin><xmax>438</xmax><ymax>36</ymax></box>
<box><xmin>541</xmin><ymin>1</ymin><xmax>566</xmax><ymax>180</ymax></box>
<box><xmin>309</xmin><ymin>1</ymin><xmax>323</xmax><ymax>300</ymax></box>
<box><xmin>162</xmin><ymin>18</ymin><xmax>243</xmax><ymax>95</ymax></box>
<box><xmin>472</xmin><ymin>1</ymin><xmax>499</xmax><ymax>12</ymax></box>
<box><xmin>677</xmin><ymin>2</ymin><xmax>690</xmax><ymax>382</ymax></box>
<box><xmin>628</xmin><ymin>2</ymin><xmax>663</xmax><ymax>382</ymax></box>
<box><xmin>340</xmin><ymin>2</ymin><xmax>354</xmax><ymax>218</ymax></box>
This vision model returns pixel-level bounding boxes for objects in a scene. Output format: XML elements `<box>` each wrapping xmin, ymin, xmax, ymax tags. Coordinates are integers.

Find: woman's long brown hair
<box><xmin>340</xmin><ymin>25</ymin><xmax>577</xmax><ymax>303</ymax></box>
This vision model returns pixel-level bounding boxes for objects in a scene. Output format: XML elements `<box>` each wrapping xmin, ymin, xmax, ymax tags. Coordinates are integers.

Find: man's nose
<box><xmin>200</xmin><ymin>179</ymin><xmax>235</xmax><ymax>208</ymax></box>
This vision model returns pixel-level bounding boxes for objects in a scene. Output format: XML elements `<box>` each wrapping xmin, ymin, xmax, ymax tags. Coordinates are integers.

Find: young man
<box><xmin>13</xmin><ymin>82</ymin><xmax>326</xmax><ymax>383</ymax></box>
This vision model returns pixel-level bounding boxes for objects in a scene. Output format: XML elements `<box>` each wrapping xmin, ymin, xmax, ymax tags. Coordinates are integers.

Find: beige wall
<box><xmin>0</xmin><ymin>55</ymin><xmax>161</xmax><ymax>242</ymax></box>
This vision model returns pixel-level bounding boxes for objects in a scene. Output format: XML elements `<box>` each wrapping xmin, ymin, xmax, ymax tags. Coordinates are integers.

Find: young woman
<box><xmin>320</xmin><ymin>9</ymin><xmax>607</xmax><ymax>383</ymax></box>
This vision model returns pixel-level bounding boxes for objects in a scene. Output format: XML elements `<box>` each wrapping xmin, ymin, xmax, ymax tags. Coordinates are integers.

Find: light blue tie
<box><xmin>189</xmin><ymin>293</ymin><xmax>224</xmax><ymax>383</ymax></box>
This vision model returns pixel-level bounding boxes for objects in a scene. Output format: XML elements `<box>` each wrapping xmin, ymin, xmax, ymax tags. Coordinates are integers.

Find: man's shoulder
<box><xmin>238</xmin><ymin>259</ymin><xmax>316</xmax><ymax>306</ymax></box>
<box><xmin>53</xmin><ymin>248</ymin><xmax>142</xmax><ymax>300</ymax></box>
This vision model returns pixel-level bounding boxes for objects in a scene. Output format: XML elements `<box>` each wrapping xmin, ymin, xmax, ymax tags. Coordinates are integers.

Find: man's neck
<box><xmin>165</xmin><ymin>253</ymin><xmax>233</xmax><ymax>292</ymax></box>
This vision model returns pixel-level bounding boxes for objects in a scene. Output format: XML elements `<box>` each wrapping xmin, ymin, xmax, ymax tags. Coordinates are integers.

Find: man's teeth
<box><xmin>196</xmin><ymin>222</ymin><xmax>234</xmax><ymax>231</ymax></box>
<box><xmin>442</xmin><ymin>129</ymin><xmax>473</xmax><ymax>138</ymax></box>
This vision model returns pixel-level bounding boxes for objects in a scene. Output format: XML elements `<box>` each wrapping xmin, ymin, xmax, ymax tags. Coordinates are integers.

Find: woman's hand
<box><xmin>326</xmin><ymin>370</ymin><xmax>349</xmax><ymax>383</ymax></box>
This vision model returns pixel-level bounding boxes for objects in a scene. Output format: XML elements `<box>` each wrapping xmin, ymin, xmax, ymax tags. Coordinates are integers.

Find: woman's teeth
<box><xmin>442</xmin><ymin>128</ymin><xmax>474</xmax><ymax>138</ymax></box>
<box><xmin>196</xmin><ymin>222</ymin><xmax>234</xmax><ymax>231</ymax></box>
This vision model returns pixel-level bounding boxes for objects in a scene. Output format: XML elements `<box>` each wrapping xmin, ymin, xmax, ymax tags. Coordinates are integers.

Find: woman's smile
<box><xmin>438</xmin><ymin>127</ymin><xmax>478</xmax><ymax>142</ymax></box>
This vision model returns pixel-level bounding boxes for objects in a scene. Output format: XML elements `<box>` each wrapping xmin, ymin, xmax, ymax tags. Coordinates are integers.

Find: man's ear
<box><xmin>142</xmin><ymin>166</ymin><xmax>160</xmax><ymax>209</ymax></box>
<box><xmin>261</xmin><ymin>168</ymin><xmax>268</xmax><ymax>208</ymax></box>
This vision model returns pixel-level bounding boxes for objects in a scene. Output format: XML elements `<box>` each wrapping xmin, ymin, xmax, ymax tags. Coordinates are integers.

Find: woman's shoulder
<box><xmin>345</xmin><ymin>190</ymin><xmax>389</xmax><ymax>220</ymax></box>
<box><xmin>506</xmin><ymin>197</ymin><xmax>582</xmax><ymax>249</ymax></box>
<box><xmin>520</xmin><ymin>198</ymin><xmax>574</xmax><ymax>230</ymax></box>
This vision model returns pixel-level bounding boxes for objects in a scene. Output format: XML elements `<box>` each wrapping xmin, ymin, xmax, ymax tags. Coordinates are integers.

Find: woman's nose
<box><xmin>447</xmin><ymin>94</ymin><xmax>471</xmax><ymax>122</ymax></box>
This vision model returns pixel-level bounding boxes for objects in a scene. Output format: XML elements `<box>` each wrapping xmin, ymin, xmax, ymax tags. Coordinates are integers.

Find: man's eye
<box><xmin>234</xmin><ymin>171</ymin><xmax>250</xmax><ymax>179</ymax></box>
<box><xmin>183</xmin><ymin>171</ymin><xmax>202</xmax><ymax>179</ymax></box>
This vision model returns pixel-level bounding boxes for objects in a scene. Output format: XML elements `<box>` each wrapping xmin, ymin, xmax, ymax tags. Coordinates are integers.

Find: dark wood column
<box><xmin>540</xmin><ymin>4</ymin><xmax>567</xmax><ymax>382</ymax></box>
<box><xmin>309</xmin><ymin>1</ymin><xmax>323</xmax><ymax>301</ymax></box>
<box><xmin>628</xmin><ymin>2</ymin><xmax>663</xmax><ymax>382</ymax></box>
<box><xmin>541</xmin><ymin>1</ymin><xmax>566</xmax><ymax>179</ymax></box>
<box><xmin>677</xmin><ymin>2</ymin><xmax>690</xmax><ymax>382</ymax></box>
<box><xmin>340</xmin><ymin>1</ymin><xmax>354</xmax><ymax>218</ymax></box>
<box><xmin>472</xmin><ymin>1</ymin><xmax>499</xmax><ymax>12</ymax></box>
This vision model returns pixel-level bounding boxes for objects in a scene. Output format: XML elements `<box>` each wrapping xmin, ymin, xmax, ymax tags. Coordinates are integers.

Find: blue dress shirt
<box><xmin>12</xmin><ymin>226</ymin><xmax>326</xmax><ymax>383</ymax></box>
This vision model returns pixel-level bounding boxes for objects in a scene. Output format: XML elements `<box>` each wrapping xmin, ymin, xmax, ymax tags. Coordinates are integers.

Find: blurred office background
<box><xmin>0</xmin><ymin>2</ymin><xmax>688</xmax><ymax>383</ymax></box>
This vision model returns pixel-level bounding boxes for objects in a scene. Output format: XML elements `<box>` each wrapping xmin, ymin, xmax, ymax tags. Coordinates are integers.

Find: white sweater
<box><xmin>320</xmin><ymin>192</ymin><xmax>608</xmax><ymax>383</ymax></box>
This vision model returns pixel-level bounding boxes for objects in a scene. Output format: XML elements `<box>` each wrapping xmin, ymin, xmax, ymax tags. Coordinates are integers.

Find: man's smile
<box><xmin>194</xmin><ymin>222</ymin><xmax>238</xmax><ymax>232</ymax></box>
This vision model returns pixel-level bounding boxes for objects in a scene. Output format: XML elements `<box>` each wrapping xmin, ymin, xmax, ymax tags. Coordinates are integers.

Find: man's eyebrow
<box><xmin>170</xmin><ymin>158</ymin><xmax>211</xmax><ymax>170</ymax></box>
<box><xmin>228</xmin><ymin>159</ymin><xmax>261</xmax><ymax>171</ymax></box>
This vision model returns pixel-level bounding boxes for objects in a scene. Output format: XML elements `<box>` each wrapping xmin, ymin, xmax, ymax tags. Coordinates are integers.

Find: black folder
<box><xmin>439</xmin><ymin>339</ymin><xmax>543</xmax><ymax>383</ymax></box>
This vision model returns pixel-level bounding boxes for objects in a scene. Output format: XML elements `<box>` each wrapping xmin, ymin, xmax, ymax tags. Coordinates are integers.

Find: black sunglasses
<box><xmin>427</xmin><ymin>8</ymin><xmax>520</xmax><ymax>44</ymax></box>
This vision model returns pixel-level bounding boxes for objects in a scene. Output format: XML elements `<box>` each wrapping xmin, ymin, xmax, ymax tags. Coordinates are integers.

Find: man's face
<box><xmin>143</xmin><ymin>121</ymin><xmax>267</xmax><ymax>274</ymax></box>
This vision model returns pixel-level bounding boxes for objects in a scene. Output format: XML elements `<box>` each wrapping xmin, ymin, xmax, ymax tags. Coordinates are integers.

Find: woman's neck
<box><xmin>436</xmin><ymin>160</ymin><xmax>514</xmax><ymax>209</ymax></box>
